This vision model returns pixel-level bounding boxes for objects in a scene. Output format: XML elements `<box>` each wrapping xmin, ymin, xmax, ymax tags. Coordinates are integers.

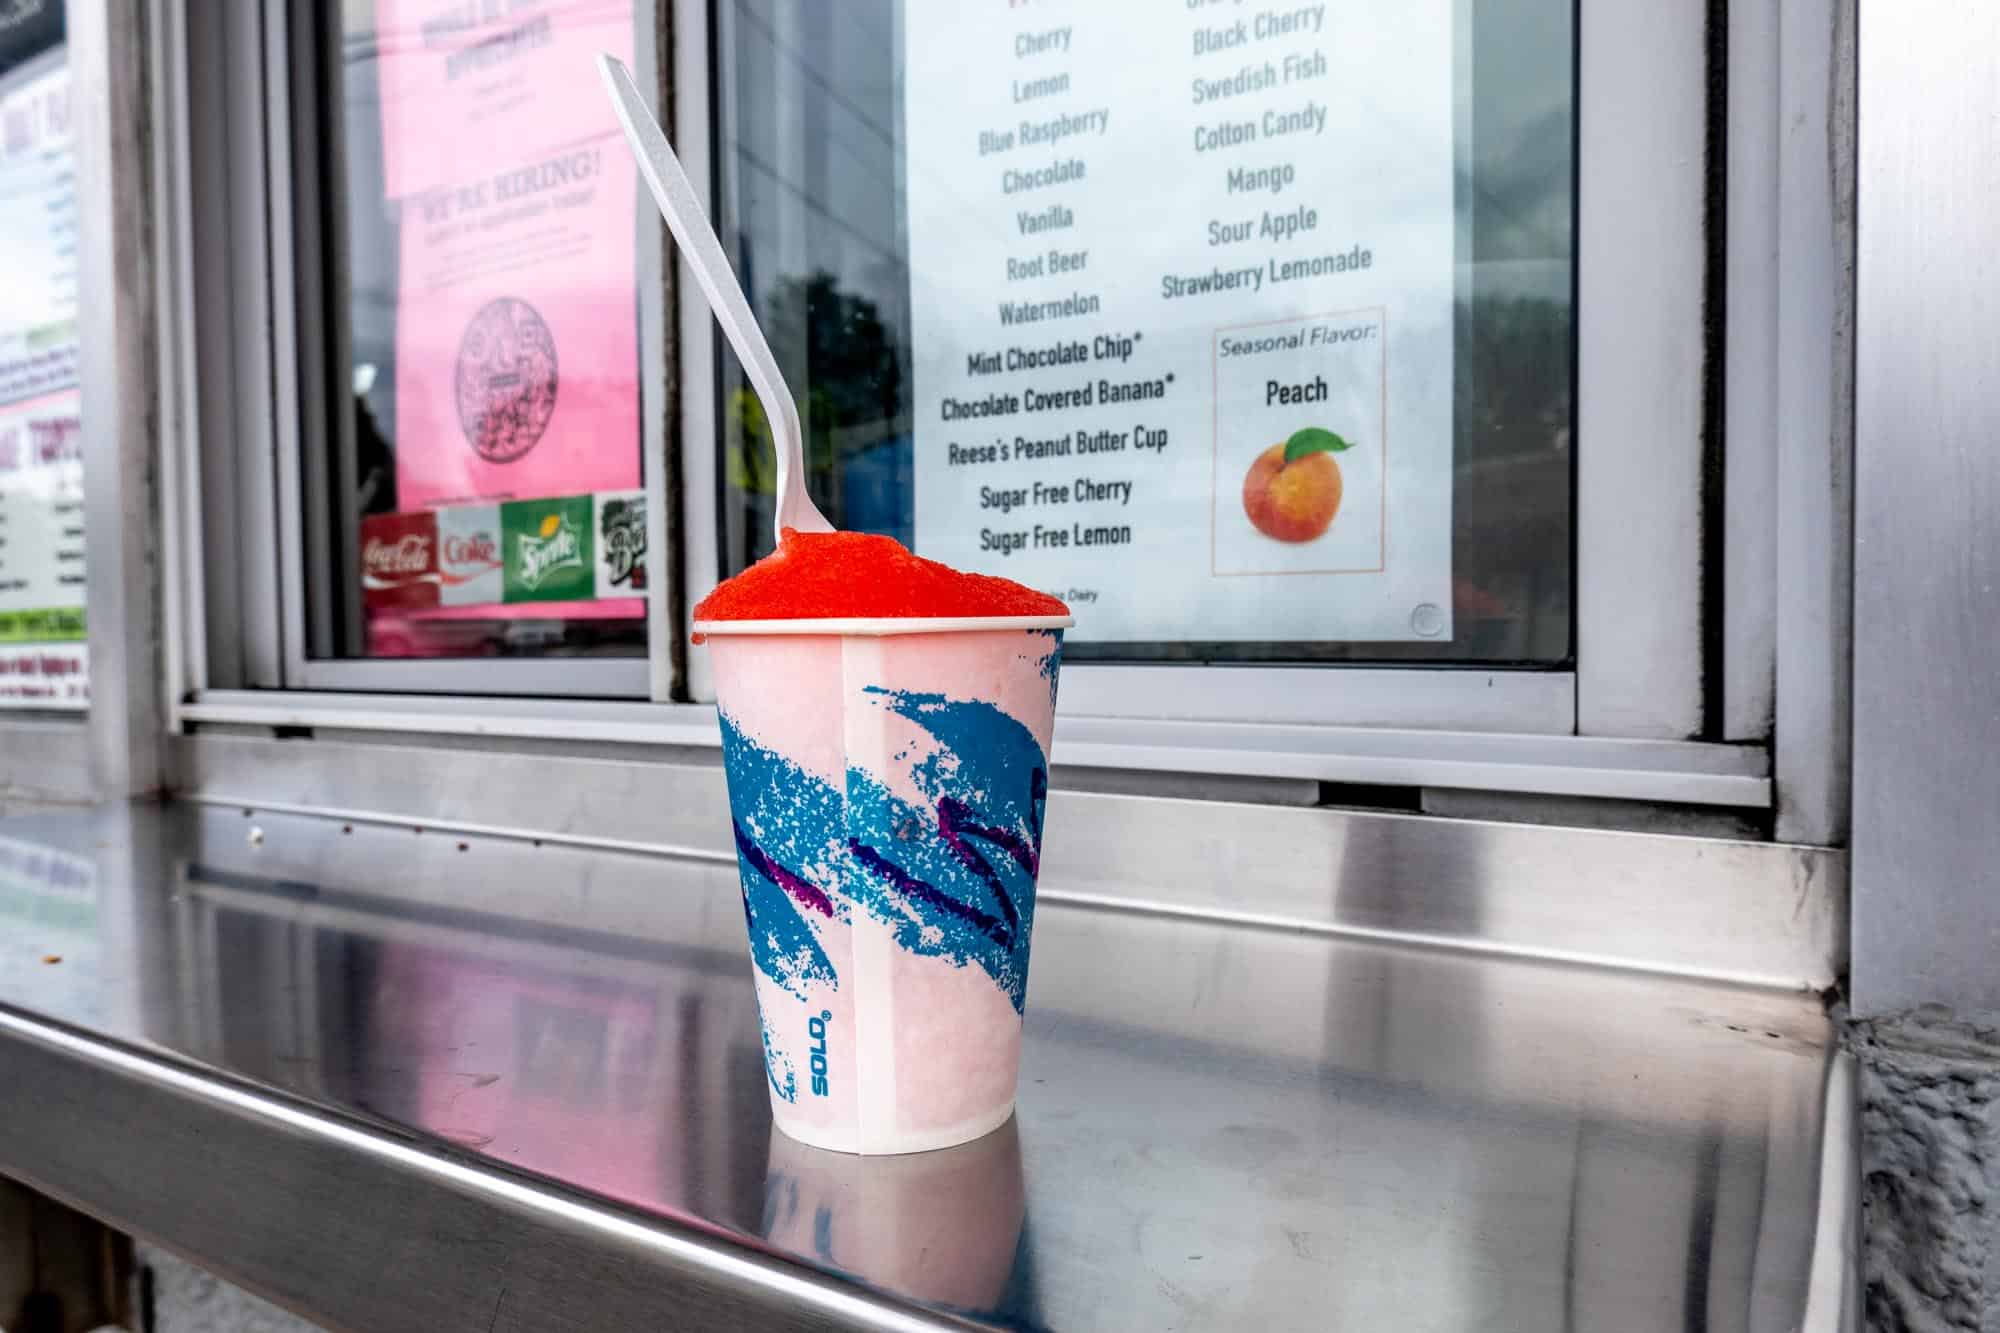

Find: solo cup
<box><xmin>697</xmin><ymin>613</ymin><xmax>1069</xmax><ymax>1155</ymax></box>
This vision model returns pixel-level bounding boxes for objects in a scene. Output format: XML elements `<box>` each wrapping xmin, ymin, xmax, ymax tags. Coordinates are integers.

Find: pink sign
<box><xmin>375</xmin><ymin>0</ymin><xmax>639</xmax><ymax>200</ymax></box>
<box><xmin>377</xmin><ymin>0</ymin><xmax>642</xmax><ymax>633</ymax></box>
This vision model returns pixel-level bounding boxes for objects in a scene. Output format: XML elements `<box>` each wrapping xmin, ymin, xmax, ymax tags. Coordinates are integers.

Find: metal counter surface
<box><xmin>0</xmin><ymin>802</ymin><xmax>1849</xmax><ymax>1331</ymax></box>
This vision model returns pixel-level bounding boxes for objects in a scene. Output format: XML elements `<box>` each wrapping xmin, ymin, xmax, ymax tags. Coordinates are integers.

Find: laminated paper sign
<box><xmin>376</xmin><ymin>0</ymin><xmax>636</xmax><ymax>200</ymax></box>
<box><xmin>904</xmin><ymin>0</ymin><xmax>1456</xmax><ymax>643</ymax></box>
<box><xmin>0</xmin><ymin>393</ymin><xmax>86</xmax><ymax>709</ymax></box>
<box><xmin>0</xmin><ymin>62</ymin><xmax>78</xmax><ymax>406</ymax></box>
<box><xmin>0</xmin><ymin>61</ymin><xmax>86</xmax><ymax>708</ymax></box>
<box><xmin>378</xmin><ymin>0</ymin><xmax>642</xmax><ymax>626</ymax></box>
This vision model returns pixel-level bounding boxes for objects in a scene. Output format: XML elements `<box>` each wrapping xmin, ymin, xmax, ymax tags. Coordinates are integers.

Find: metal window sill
<box><xmin>0</xmin><ymin>802</ymin><xmax>1855</xmax><ymax>1332</ymax></box>
<box><xmin>178</xmin><ymin>690</ymin><xmax>1773</xmax><ymax>807</ymax></box>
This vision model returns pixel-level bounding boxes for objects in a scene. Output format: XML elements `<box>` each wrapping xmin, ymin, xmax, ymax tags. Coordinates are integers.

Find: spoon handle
<box><xmin>598</xmin><ymin>54</ymin><xmax>832</xmax><ymax>540</ymax></box>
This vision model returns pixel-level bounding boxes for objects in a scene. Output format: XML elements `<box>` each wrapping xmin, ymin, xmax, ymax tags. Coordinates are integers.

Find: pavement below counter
<box><xmin>0</xmin><ymin>800</ymin><xmax>1853</xmax><ymax>1332</ymax></box>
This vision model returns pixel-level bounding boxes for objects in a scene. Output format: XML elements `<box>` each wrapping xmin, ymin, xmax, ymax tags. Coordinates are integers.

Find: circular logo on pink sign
<box><xmin>455</xmin><ymin>297</ymin><xmax>558</xmax><ymax>463</ymax></box>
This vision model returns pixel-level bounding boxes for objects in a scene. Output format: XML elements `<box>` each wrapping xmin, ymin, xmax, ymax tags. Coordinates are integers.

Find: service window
<box><xmin>196</xmin><ymin>0</ymin><xmax>1727</xmax><ymax>768</ymax></box>
<box><xmin>280</xmin><ymin>0</ymin><xmax>664</xmax><ymax>697</ymax></box>
<box><xmin>703</xmin><ymin>0</ymin><xmax>1573</xmax><ymax>696</ymax></box>
<box><xmin>0</xmin><ymin>9</ymin><xmax>86</xmax><ymax>711</ymax></box>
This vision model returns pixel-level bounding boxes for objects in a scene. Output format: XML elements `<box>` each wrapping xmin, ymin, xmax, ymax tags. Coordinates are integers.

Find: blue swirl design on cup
<box><xmin>842</xmin><ymin>688</ymin><xmax>1045</xmax><ymax>1014</ymax></box>
<box><xmin>761</xmin><ymin>1016</ymin><xmax>798</xmax><ymax>1103</ymax></box>
<box><xmin>720</xmin><ymin>717</ymin><xmax>844</xmax><ymax>1002</ymax></box>
<box><xmin>717</xmin><ymin>682</ymin><xmax>1051</xmax><ymax>1018</ymax></box>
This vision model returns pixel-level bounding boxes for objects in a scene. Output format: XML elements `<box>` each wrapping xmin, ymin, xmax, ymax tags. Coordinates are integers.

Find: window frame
<box><xmin>260</xmin><ymin>0</ymin><xmax>672</xmax><ymax>701</ymax></box>
<box><xmin>679</xmin><ymin>0</ymin><xmax>1703</xmax><ymax>739</ymax></box>
<box><xmin>153</xmin><ymin>0</ymin><xmax>1855</xmax><ymax>821</ymax></box>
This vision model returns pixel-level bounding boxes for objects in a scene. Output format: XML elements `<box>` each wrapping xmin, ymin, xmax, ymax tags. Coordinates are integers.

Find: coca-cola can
<box><xmin>360</xmin><ymin>511</ymin><xmax>441</xmax><ymax>610</ymax></box>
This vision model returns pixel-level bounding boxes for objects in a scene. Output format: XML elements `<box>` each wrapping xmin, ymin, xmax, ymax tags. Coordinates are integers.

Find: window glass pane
<box><xmin>317</xmin><ymin>1</ymin><xmax>655</xmax><ymax>663</ymax></box>
<box><xmin>714</xmin><ymin>0</ymin><xmax>1572</xmax><ymax>665</ymax></box>
<box><xmin>0</xmin><ymin>11</ymin><xmax>87</xmax><ymax>709</ymax></box>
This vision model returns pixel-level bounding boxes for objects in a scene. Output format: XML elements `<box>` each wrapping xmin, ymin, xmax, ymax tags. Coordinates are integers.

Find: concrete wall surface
<box><xmin>1852</xmin><ymin>1011</ymin><xmax>2000</xmax><ymax>1332</ymax></box>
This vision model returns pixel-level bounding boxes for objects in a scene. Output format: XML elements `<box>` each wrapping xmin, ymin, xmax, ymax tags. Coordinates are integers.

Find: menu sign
<box><xmin>905</xmin><ymin>1</ymin><xmax>1455</xmax><ymax>643</ymax></box>
<box><xmin>0</xmin><ymin>56</ymin><xmax>84</xmax><ymax>707</ymax></box>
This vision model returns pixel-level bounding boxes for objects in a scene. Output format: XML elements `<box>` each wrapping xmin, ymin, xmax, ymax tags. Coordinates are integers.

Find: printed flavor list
<box><xmin>905</xmin><ymin>0</ymin><xmax>1456</xmax><ymax>644</ymax></box>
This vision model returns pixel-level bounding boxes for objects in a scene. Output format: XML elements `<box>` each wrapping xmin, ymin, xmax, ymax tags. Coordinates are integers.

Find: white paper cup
<box><xmin>699</xmin><ymin>613</ymin><xmax>1068</xmax><ymax>1154</ymax></box>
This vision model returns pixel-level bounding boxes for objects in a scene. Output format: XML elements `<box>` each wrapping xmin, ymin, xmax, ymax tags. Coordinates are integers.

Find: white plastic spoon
<box><xmin>597</xmin><ymin>53</ymin><xmax>832</xmax><ymax>542</ymax></box>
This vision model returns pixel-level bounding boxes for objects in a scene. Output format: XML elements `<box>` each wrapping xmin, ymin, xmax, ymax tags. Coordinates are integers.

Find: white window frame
<box><xmin>182</xmin><ymin>0</ymin><xmax>669</xmax><ymax>701</ymax></box>
<box><xmin>152</xmin><ymin>0</ymin><xmax>1854</xmax><ymax>822</ymax></box>
<box><xmin>678</xmin><ymin>0</ymin><xmax>1703</xmax><ymax>741</ymax></box>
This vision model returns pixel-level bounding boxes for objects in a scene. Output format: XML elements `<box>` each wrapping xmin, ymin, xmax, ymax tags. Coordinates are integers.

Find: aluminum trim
<box><xmin>289</xmin><ymin>657</ymin><xmax>652</xmax><ymax>699</ymax></box>
<box><xmin>234</xmin><ymin>1</ymin><xmax>284</xmax><ymax>689</ymax></box>
<box><xmin>73</xmin><ymin>3</ymin><xmax>166</xmax><ymax>793</ymax></box>
<box><xmin>673</xmin><ymin>0</ymin><xmax>719</xmax><ymax>704</ymax></box>
<box><xmin>264</xmin><ymin>0</ymin><xmax>311</xmax><ymax>691</ymax></box>
<box><xmin>306</xmin><ymin>0</ymin><xmax>362</xmax><ymax>663</ymax></box>
<box><xmin>1053</xmin><ymin>665</ymin><xmax>1574</xmax><ymax>733</ymax></box>
<box><xmin>177</xmin><ymin>692</ymin><xmax>1771</xmax><ymax>806</ymax></box>
<box><xmin>634</xmin><ymin>3</ymin><xmax>673</xmax><ymax>703</ymax></box>
<box><xmin>1576</xmin><ymin>0</ymin><xmax>1709</xmax><ymax>738</ymax></box>
<box><xmin>151</xmin><ymin>0</ymin><xmax>202</xmax><ymax>726</ymax></box>
<box><xmin>1799</xmin><ymin>1050</ymin><xmax>1860</xmax><ymax>1333</ymax></box>
<box><xmin>185</xmin><ymin>0</ymin><xmax>274</xmax><ymax>690</ymax></box>
<box><xmin>182</xmin><ymin>691</ymin><xmax>725</xmax><ymax>745</ymax></box>
<box><xmin>1849</xmin><ymin>0</ymin><xmax>1999</xmax><ymax>1014</ymax></box>
<box><xmin>1724</xmin><ymin>0</ymin><xmax>1781</xmax><ymax>742</ymax></box>
<box><xmin>1772</xmin><ymin>0</ymin><xmax>1856</xmax><ymax>846</ymax></box>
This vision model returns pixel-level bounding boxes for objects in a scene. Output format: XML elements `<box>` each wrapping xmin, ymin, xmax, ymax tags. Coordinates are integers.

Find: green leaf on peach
<box><xmin>1283</xmin><ymin>427</ymin><xmax>1354</xmax><ymax>463</ymax></box>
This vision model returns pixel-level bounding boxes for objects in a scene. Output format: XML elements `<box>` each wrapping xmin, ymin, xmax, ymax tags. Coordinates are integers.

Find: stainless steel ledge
<box><xmin>177</xmin><ymin>732</ymin><xmax>1843</xmax><ymax>989</ymax></box>
<box><xmin>0</xmin><ymin>802</ymin><xmax>1855</xmax><ymax>1332</ymax></box>
<box><xmin>0</xmin><ymin>1007</ymin><xmax>973</xmax><ymax>1333</ymax></box>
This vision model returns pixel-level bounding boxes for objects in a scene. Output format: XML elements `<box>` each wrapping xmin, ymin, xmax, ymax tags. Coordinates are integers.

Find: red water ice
<box><xmin>693</xmin><ymin>529</ymin><xmax>1068</xmax><ymax>634</ymax></box>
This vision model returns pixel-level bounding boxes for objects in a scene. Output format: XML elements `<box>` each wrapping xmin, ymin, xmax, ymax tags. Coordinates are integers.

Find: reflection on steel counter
<box><xmin>0</xmin><ymin>803</ymin><xmax>1842</xmax><ymax>1331</ymax></box>
<box><xmin>765</xmin><ymin>1118</ymin><xmax>1027</xmax><ymax>1317</ymax></box>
